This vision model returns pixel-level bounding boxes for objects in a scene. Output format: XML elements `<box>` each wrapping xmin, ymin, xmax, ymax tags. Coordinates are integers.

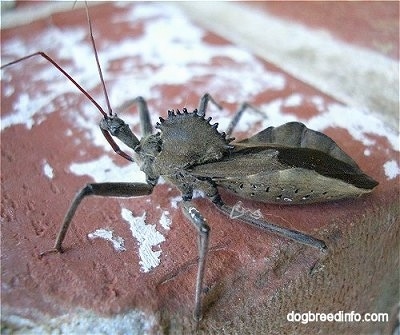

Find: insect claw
<box><xmin>193</xmin><ymin>311</ymin><xmax>202</xmax><ymax>323</ymax></box>
<box><xmin>319</xmin><ymin>242</ymin><xmax>328</xmax><ymax>253</ymax></box>
<box><xmin>39</xmin><ymin>247</ymin><xmax>63</xmax><ymax>258</ymax></box>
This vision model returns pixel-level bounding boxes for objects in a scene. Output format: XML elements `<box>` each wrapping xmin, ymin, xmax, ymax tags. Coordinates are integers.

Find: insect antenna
<box><xmin>84</xmin><ymin>3</ymin><xmax>113</xmax><ymax>117</ymax></box>
<box><xmin>1</xmin><ymin>51</ymin><xmax>108</xmax><ymax>118</ymax></box>
<box><xmin>1</xmin><ymin>4</ymin><xmax>135</xmax><ymax>162</ymax></box>
<box><xmin>0</xmin><ymin>4</ymin><xmax>112</xmax><ymax>120</ymax></box>
<box><xmin>83</xmin><ymin>3</ymin><xmax>134</xmax><ymax>162</ymax></box>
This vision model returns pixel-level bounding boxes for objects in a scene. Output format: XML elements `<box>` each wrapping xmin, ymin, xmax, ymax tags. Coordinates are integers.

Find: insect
<box><xmin>1</xmin><ymin>5</ymin><xmax>378</xmax><ymax>323</ymax></box>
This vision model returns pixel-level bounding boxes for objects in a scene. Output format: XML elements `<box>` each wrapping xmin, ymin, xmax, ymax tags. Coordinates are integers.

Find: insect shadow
<box><xmin>1</xmin><ymin>4</ymin><xmax>378</xmax><ymax>323</ymax></box>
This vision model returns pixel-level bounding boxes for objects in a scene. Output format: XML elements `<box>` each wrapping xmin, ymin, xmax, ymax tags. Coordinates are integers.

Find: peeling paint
<box><xmin>1</xmin><ymin>2</ymin><xmax>284</xmax><ymax>138</ymax></box>
<box><xmin>121</xmin><ymin>208</ymin><xmax>166</xmax><ymax>273</ymax></box>
<box><xmin>2</xmin><ymin>2</ymin><xmax>396</xmax><ymax>191</ymax></box>
<box><xmin>283</xmin><ymin>93</ymin><xmax>303</xmax><ymax>107</ymax></box>
<box><xmin>159</xmin><ymin>211</ymin><xmax>172</xmax><ymax>230</ymax></box>
<box><xmin>42</xmin><ymin>160</ymin><xmax>54</xmax><ymax>179</ymax></box>
<box><xmin>383</xmin><ymin>160</ymin><xmax>400</xmax><ymax>180</ymax></box>
<box><xmin>257</xmin><ymin>99</ymin><xmax>399</xmax><ymax>152</ymax></box>
<box><xmin>69</xmin><ymin>155</ymin><xmax>146</xmax><ymax>183</ymax></box>
<box><xmin>170</xmin><ymin>196</ymin><xmax>182</xmax><ymax>209</ymax></box>
<box><xmin>1</xmin><ymin>309</ymin><xmax>158</xmax><ymax>335</ymax></box>
<box><xmin>88</xmin><ymin>228</ymin><xmax>126</xmax><ymax>252</ymax></box>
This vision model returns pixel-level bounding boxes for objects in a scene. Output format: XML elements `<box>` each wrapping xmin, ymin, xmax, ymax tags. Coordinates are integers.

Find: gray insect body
<box><xmin>124</xmin><ymin>109</ymin><xmax>377</xmax><ymax>205</ymax></box>
<box><xmin>2</xmin><ymin>5</ymin><xmax>378</xmax><ymax>324</ymax></box>
<box><xmin>97</xmin><ymin>101</ymin><xmax>377</xmax><ymax>322</ymax></box>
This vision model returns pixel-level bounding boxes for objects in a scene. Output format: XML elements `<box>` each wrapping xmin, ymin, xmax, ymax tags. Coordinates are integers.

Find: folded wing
<box><xmin>190</xmin><ymin>122</ymin><xmax>378</xmax><ymax>204</ymax></box>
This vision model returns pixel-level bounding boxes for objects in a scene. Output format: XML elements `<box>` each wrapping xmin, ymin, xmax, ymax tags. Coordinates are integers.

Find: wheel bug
<box><xmin>1</xmin><ymin>4</ymin><xmax>378</xmax><ymax>323</ymax></box>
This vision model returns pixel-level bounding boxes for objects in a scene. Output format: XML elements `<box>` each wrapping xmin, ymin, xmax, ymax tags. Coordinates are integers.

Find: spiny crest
<box><xmin>155</xmin><ymin>108</ymin><xmax>234</xmax><ymax>147</ymax></box>
<box><xmin>154</xmin><ymin>107</ymin><xmax>235</xmax><ymax>166</ymax></box>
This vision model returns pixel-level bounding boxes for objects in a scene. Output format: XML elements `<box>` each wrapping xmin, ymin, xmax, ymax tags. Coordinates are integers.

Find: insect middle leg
<box><xmin>197</xmin><ymin>93</ymin><xmax>223</xmax><ymax>116</ymax></box>
<box><xmin>40</xmin><ymin>182</ymin><xmax>153</xmax><ymax>256</ymax></box>
<box><xmin>225</xmin><ymin>102</ymin><xmax>265</xmax><ymax>137</ymax></box>
<box><xmin>181</xmin><ymin>201</ymin><xmax>210</xmax><ymax>321</ymax></box>
<box><xmin>196</xmin><ymin>93</ymin><xmax>265</xmax><ymax>137</ymax></box>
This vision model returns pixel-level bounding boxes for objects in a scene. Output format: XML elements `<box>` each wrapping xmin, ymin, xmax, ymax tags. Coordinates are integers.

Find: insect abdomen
<box><xmin>220</xmin><ymin>168</ymin><xmax>374</xmax><ymax>204</ymax></box>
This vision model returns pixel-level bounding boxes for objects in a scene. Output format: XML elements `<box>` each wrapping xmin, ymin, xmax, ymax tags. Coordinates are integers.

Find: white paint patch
<box><xmin>170</xmin><ymin>195</ymin><xmax>182</xmax><ymax>209</ymax></box>
<box><xmin>364</xmin><ymin>148</ymin><xmax>371</xmax><ymax>156</ymax></box>
<box><xmin>88</xmin><ymin>228</ymin><xmax>126</xmax><ymax>252</ymax></box>
<box><xmin>42</xmin><ymin>160</ymin><xmax>54</xmax><ymax>179</ymax></box>
<box><xmin>159</xmin><ymin>211</ymin><xmax>172</xmax><ymax>230</ymax></box>
<box><xmin>2</xmin><ymin>2</ymin><xmax>397</xmax><ymax>201</ymax></box>
<box><xmin>1</xmin><ymin>308</ymin><xmax>157</xmax><ymax>335</ymax></box>
<box><xmin>69</xmin><ymin>155</ymin><xmax>146</xmax><ymax>183</ymax></box>
<box><xmin>257</xmin><ymin>98</ymin><xmax>399</xmax><ymax>152</ymax></box>
<box><xmin>283</xmin><ymin>93</ymin><xmax>303</xmax><ymax>107</ymax></box>
<box><xmin>188</xmin><ymin>207</ymin><xmax>200</xmax><ymax>221</ymax></box>
<box><xmin>383</xmin><ymin>160</ymin><xmax>400</xmax><ymax>180</ymax></box>
<box><xmin>121</xmin><ymin>208</ymin><xmax>165</xmax><ymax>273</ymax></box>
<box><xmin>1</xmin><ymin>2</ymin><xmax>285</xmax><ymax>139</ymax></box>
<box><xmin>177</xmin><ymin>2</ymin><xmax>397</xmax><ymax>123</ymax></box>
<box><xmin>308</xmin><ymin>103</ymin><xmax>398</xmax><ymax>150</ymax></box>
<box><xmin>310</xmin><ymin>95</ymin><xmax>326</xmax><ymax>111</ymax></box>
<box><xmin>169</xmin><ymin>190</ymin><xmax>206</xmax><ymax>209</ymax></box>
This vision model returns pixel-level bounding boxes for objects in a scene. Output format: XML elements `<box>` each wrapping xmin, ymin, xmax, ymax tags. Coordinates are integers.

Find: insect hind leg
<box><xmin>215</xmin><ymin>200</ymin><xmax>327</xmax><ymax>252</ymax></box>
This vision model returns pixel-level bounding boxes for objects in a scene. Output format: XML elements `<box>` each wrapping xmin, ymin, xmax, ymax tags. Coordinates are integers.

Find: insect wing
<box><xmin>190</xmin><ymin>122</ymin><xmax>378</xmax><ymax>204</ymax></box>
<box><xmin>238</xmin><ymin>122</ymin><xmax>359</xmax><ymax>168</ymax></box>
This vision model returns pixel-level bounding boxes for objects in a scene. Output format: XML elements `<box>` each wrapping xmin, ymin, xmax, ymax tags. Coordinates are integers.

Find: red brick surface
<box><xmin>1</xmin><ymin>2</ymin><xmax>398</xmax><ymax>334</ymax></box>
<box><xmin>250</xmin><ymin>1</ymin><xmax>399</xmax><ymax>59</ymax></box>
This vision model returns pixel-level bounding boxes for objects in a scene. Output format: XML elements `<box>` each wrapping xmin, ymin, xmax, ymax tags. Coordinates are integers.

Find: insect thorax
<box><xmin>133</xmin><ymin>109</ymin><xmax>234</xmax><ymax>199</ymax></box>
<box><xmin>152</xmin><ymin>109</ymin><xmax>233</xmax><ymax>174</ymax></box>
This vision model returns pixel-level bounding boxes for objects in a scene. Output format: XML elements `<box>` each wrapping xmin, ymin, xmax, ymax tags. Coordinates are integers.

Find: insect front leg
<box><xmin>99</xmin><ymin>115</ymin><xmax>140</xmax><ymax>162</ymax></box>
<box><xmin>40</xmin><ymin>182</ymin><xmax>153</xmax><ymax>256</ymax></box>
<box><xmin>181</xmin><ymin>201</ymin><xmax>210</xmax><ymax>322</ymax></box>
<box><xmin>99</xmin><ymin>96</ymin><xmax>154</xmax><ymax>162</ymax></box>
